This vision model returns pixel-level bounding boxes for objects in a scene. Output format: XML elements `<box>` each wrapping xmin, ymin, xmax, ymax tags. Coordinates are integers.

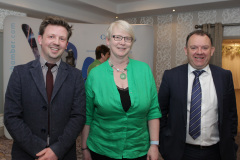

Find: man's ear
<box><xmin>66</xmin><ymin>42</ymin><xmax>68</xmax><ymax>50</ymax></box>
<box><xmin>184</xmin><ymin>47</ymin><xmax>188</xmax><ymax>56</ymax></box>
<box><xmin>101</xmin><ymin>53</ymin><xmax>104</xmax><ymax>58</ymax></box>
<box><xmin>38</xmin><ymin>35</ymin><xmax>43</xmax><ymax>45</ymax></box>
<box><xmin>210</xmin><ymin>47</ymin><xmax>215</xmax><ymax>56</ymax></box>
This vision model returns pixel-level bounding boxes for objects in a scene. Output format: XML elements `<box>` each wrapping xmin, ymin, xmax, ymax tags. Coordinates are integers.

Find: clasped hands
<box><xmin>35</xmin><ymin>147</ymin><xmax>58</xmax><ymax>160</ymax></box>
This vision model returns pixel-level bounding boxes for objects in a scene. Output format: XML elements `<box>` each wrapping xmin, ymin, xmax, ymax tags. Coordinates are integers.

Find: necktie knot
<box><xmin>46</xmin><ymin>63</ymin><xmax>56</xmax><ymax>69</ymax></box>
<box><xmin>193</xmin><ymin>70</ymin><xmax>204</xmax><ymax>77</ymax></box>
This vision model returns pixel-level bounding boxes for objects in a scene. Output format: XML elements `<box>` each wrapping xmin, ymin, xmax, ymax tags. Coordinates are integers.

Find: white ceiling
<box><xmin>0</xmin><ymin>0</ymin><xmax>239</xmax><ymax>23</ymax></box>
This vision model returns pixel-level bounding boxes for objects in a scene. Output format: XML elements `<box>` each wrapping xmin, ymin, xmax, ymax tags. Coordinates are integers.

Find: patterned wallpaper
<box><xmin>156</xmin><ymin>14</ymin><xmax>173</xmax><ymax>88</ymax></box>
<box><xmin>0</xmin><ymin>8</ymin><xmax>26</xmax><ymax>30</ymax></box>
<box><xmin>124</xmin><ymin>7</ymin><xmax>240</xmax><ymax>89</ymax></box>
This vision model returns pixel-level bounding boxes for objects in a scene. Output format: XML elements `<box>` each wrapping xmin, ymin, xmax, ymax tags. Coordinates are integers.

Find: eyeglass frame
<box><xmin>112</xmin><ymin>35</ymin><xmax>133</xmax><ymax>43</ymax></box>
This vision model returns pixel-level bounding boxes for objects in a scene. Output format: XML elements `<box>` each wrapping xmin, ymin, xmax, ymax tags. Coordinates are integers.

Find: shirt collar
<box><xmin>39</xmin><ymin>56</ymin><xmax>61</xmax><ymax>68</ymax></box>
<box><xmin>188</xmin><ymin>64</ymin><xmax>210</xmax><ymax>75</ymax></box>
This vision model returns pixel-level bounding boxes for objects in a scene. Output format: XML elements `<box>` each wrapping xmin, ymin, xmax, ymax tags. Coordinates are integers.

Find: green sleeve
<box><xmin>147</xmin><ymin>67</ymin><xmax>162</xmax><ymax>120</ymax></box>
<box><xmin>85</xmin><ymin>74</ymin><xmax>95</xmax><ymax>125</ymax></box>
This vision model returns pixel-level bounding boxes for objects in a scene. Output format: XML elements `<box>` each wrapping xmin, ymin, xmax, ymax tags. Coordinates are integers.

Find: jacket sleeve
<box><xmin>158</xmin><ymin>70</ymin><xmax>170</xmax><ymax>131</ymax></box>
<box><xmin>84</xmin><ymin>72</ymin><xmax>95</xmax><ymax>126</ymax></box>
<box><xmin>226</xmin><ymin>70</ymin><xmax>238</xmax><ymax>138</ymax></box>
<box><xmin>4</xmin><ymin>67</ymin><xmax>46</xmax><ymax>158</ymax></box>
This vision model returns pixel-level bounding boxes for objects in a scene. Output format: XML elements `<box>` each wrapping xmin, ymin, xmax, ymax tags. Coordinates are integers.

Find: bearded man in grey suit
<box><xmin>158</xmin><ymin>30</ymin><xmax>238</xmax><ymax>160</ymax></box>
<box><xmin>4</xmin><ymin>16</ymin><xmax>86</xmax><ymax>160</ymax></box>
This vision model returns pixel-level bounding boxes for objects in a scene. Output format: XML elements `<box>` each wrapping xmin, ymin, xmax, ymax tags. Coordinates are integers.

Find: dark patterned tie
<box><xmin>189</xmin><ymin>70</ymin><xmax>205</xmax><ymax>139</ymax></box>
<box><xmin>46</xmin><ymin>63</ymin><xmax>56</xmax><ymax>103</ymax></box>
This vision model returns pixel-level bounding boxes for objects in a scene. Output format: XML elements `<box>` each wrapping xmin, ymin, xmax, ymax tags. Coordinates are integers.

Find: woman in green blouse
<box><xmin>81</xmin><ymin>20</ymin><xmax>162</xmax><ymax>160</ymax></box>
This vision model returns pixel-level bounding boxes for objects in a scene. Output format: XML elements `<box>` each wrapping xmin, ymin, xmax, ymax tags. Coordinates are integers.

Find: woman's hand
<box><xmin>81</xmin><ymin>125</ymin><xmax>91</xmax><ymax>160</ymax></box>
<box><xmin>82</xmin><ymin>149</ymin><xmax>92</xmax><ymax>160</ymax></box>
<box><xmin>147</xmin><ymin>145</ymin><xmax>159</xmax><ymax>160</ymax></box>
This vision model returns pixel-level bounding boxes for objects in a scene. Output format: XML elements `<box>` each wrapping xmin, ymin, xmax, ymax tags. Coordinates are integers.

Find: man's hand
<box><xmin>36</xmin><ymin>148</ymin><xmax>58</xmax><ymax>160</ymax></box>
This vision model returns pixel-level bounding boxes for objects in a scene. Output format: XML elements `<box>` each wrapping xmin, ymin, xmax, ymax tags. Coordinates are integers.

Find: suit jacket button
<box><xmin>41</xmin><ymin>129</ymin><xmax>46</xmax><ymax>133</ymax></box>
<box><xmin>42</xmin><ymin>106</ymin><xmax>47</xmax><ymax>110</ymax></box>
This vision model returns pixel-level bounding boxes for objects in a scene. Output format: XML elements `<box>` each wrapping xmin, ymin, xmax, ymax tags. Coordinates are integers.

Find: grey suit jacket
<box><xmin>158</xmin><ymin>64</ymin><xmax>238</xmax><ymax>160</ymax></box>
<box><xmin>4</xmin><ymin>59</ymin><xmax>86</xmax><ymax>160</ymax></box>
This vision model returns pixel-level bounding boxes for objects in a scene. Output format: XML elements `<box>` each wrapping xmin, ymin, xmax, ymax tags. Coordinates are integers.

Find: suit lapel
<box><xmin>210</xmin><ymin>65</ymin><xmax>223</xmax><ymax>125</ymax></box>
<box><xmin>30</xmin><ymin>59</ymin><xmax>48</xmax><ymax>103</ymax></box>
<box><xmin>51</xmin><ymin>62</ymin><xmax>69</xmax><ymax>101</ymax></box>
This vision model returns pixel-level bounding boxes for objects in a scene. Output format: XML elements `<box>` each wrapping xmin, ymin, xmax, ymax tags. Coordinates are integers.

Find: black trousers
<box><xmin>182</xmin><ymin>143</ymin><xmax>221</xmax><ymax>160</ymax></box>
<box><xmin>89</xmin><ymin>149</ymin><xmax>147</xmax><ymax>160</ymax></box>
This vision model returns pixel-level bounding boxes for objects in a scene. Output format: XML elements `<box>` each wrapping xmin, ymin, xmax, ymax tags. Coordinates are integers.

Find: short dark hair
<box><xmin>39</xmin><ymin>16</ymin><xmax>73</xmax><ymax>41</ymax></box>
<box><xmin>95</xmin><ymin>45</ymin><xmax>110</xmax><ymax>59</ymax></box>
<box><xmin>186</xmin><ymin>30</ymin><xmax>213</xmax><ymax>47</ymax></box>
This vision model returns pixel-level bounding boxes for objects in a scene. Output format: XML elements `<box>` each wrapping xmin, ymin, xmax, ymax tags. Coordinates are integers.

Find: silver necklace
<box><xmin>109</xmin><ymin>61</ymin><xmax>128</xmax><ymax>79</ymax></box>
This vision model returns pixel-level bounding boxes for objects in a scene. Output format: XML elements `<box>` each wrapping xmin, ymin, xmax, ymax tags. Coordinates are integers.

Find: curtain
<box><xmin>202</xmin><ymin>23</ymin><xmax>223</xmax><ymax>67</ymax></box>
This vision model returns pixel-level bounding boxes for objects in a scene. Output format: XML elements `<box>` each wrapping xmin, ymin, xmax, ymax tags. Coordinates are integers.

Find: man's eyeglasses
<box><xmin>112</xmin><ymin>35</ymin><xmax>133</xmax><ymax>43</ymax></box>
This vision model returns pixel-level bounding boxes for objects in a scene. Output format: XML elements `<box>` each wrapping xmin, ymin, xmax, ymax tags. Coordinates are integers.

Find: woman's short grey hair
<box><xmin>106</xmin><ymin>20</ymin><xmax>135</xmax><ymax>42</ymax></box>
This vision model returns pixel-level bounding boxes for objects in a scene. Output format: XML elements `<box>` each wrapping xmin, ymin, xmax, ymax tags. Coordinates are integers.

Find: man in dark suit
<box><xmin>158</xmin><ymin>30</ymin><xmax>238</xmax><ymax>160</ymax></box>
<box><xmin>4</xmin><ymin>16</ymin><xmax>86</xmax><ymax>160</ymax></box>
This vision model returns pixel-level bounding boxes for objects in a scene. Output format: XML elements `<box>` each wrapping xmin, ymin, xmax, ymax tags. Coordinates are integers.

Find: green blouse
<box><xmin>85</xmin><ymin>58</ymin><xmax>162</xmax><ymax>159</ymax></box>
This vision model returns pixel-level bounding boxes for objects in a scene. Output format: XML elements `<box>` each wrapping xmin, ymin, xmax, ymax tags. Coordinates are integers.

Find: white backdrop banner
<box><xmin>3</xmin><ymin>15</ymin><xmax>154</xmax><ymax>137</ymax></box>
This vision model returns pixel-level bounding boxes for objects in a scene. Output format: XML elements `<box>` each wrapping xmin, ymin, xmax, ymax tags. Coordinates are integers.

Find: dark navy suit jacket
<box><xmin>158</xmin><ymin>64</ymin><xmax>238</xmax><ymax>160</ymax></box>
<box><xmin>4</xmin><ymin>59</ymin><xmax>86</xmax><ymax>160</ymax></box>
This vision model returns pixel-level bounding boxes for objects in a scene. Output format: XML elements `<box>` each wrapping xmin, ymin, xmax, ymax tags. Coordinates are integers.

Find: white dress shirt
<box><xmin>186</xmin><ymin>64</ymin><xmax>220</xmax><ymax>146</ymax></box>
